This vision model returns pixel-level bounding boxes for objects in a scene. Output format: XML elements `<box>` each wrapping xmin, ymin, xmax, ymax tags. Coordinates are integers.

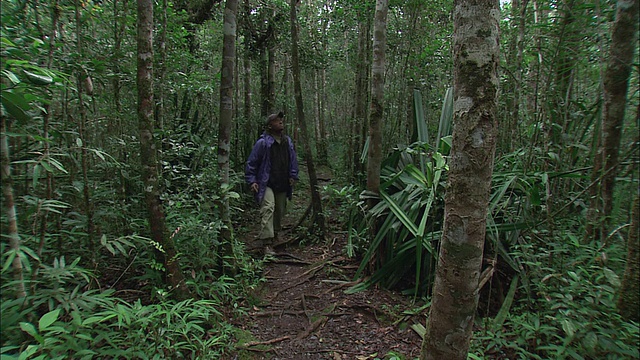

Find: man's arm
<box><xmin>245</xmin><ymin>139</ymin><xmax>265</xmax><ymax>185</ymax></box>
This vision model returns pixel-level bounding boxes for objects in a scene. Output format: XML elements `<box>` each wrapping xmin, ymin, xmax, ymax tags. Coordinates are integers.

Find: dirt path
<box><xmin>228</xmin><ymin>226</ymin><xmax>423</xmax><ymax>359</ymax></box>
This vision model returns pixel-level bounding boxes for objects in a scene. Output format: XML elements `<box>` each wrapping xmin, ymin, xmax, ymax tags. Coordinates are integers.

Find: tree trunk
<box><xmin>290</xmin><ymin>0</ymin><xmax>325</xmax><ymax>238</ymax></box>
<box><xmin>1</xmin><ymin>115</ymin><xmax>26</xmax><ymax>299</ymax></box>
<box><xmin>259</xmin><ymin>49</ymin><xmax>269</xmax><ymax>117</ymax></box>
<box><xmin>585</xmin><ymin>0</ymin><xmax>639</xmax><ymax>242</ymax></box>
<box><xmin>421</xmin><ymin>0</ymin><xmax>500</xmax><ymax>358</ymax></box>
<box><xmin>319</xmin><ymin>66</ymin><xmax>328</xmax><ymax>164</ymax></box>
<box><xmin>243</xmin><ymin>47</ymin><xmax>253</xmax><ymax>159</ymax></box>
<box><xmin>600</xmin><ymin>0</ymin><xmax>638</xmax><ymax>223</ymax></box>
<box><xmin>366</xmin><ymin>0</ymin><xmax>388</xmax><ymax>209</ymax></box>
<box><xmin>75</xmin><ymin>0</ymin><xmax>96</xmax><ymax>259</ymax></box>
<box><xmin>350</xmin><ymin>18</ymin><xmax>370</xmax><ymax>181</ymax></box>
<box><xmin>268</xmin><ymin>45</ymin><xmax>276</xmax><ymax>114</ymax></box>
<box><xmin>218</xmin><ymin>0</ymin><xmax>238</xmax><ymax>265</ymax></box>
<box><xmin>156</xmin><ymin>0</ymin><xmax>168</xmax><ymax>130</ymax></box>
<box><xmin>617</xmin><ymin>195</ymin><xmax>639</xmax><ymax>321</ymax></box>
<box><xmin>136</xmin><ymin>0</ymin><xmax>189</xmax><ymax>299</ymax></box>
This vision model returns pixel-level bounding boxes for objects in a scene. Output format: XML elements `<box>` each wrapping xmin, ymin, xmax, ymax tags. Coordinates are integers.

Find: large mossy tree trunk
<box><xmin>290</xmin><ymin>0</ymin><xmax>325</xmax><ymax>238</ymax></box>
<box><xmin>366</xmin><ymin>0</ymin><xmax>388</xmax><ymax>209</ymax></box>
<box><xmin>421</xmin><ymin>0</ymin><xmax>500</xmax><ymax>358</ymax></box>
<box><xmin>585</xmin><ymin>0</ymin><xmax>639</xmax><ymax>242</ymax></box>
<box><xmin>136</xmin><ymin>0</ymin><xmax>189</xmax><ymax>299</ymax></box>
<box><xmin>218</xmin><ymin>0</ymin><xmax>238</xmax><ymax>267</ymax></box>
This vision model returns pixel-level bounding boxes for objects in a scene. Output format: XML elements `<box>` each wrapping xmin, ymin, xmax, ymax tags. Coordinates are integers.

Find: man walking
<box><xmin>245</xmin><ymin>112</ymin><xmax>299</xmax><ymax>255</ymax></box>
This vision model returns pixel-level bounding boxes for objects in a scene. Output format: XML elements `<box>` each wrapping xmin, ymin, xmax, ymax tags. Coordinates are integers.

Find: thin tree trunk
<box><xmin>319</xmin><ymin>66</ymin><xmax>328</xmax><ymax>163</ymax></box>
<box><xmin>259</xmin><ymin>49</ymin><xmax>269</xmax><ymax>117</ymax></box>
<box><xmin>366</xmin><ymin>0</ymin><xmax>388</xmax><ymax>209</ymax></box>
<box><xmin>33</xmin><ymin>0</ymin><xmax>60</xmax><ymax>292</ymax></box>
<box><xmin>1</xmin><ymin>116</ymin><xmax>26</xmax><ymax>299</ymax></box>
<box><xmin>268</xmin><ymin>45</ymin><xmax>276</xmax><ymax>114</ymax></box>
<box><xmin>218</xmin><ymin>0</ymin><xmax>238</xmax><ymax>265</ymax></box>
<box><xmin>137</xmin><ymin>0</ymin><xmax>189</xmax><ymax>299</ymax></box>
<box><xmin>75</xmin><ymin>0</ymin><xmax>95</xmax><ymax>258</ymax></box>
<box><xmin>290</xmin><ymin>0</ymin><xmax>325</xmax><ymax>238</ymax></box>
<box><xmin>421</xmin><ymin>0</ymin><xmax>500</xmax><ymax>358</ymax></box>
<box><xmin>243</xmin><ymin>47</ymin><xmax>253</xmax><ymax>159</ymax></box>
<box><xmin>156</xmin><ymin>0</ymin><xmax>168</xmax><ymax>130</ymax></box>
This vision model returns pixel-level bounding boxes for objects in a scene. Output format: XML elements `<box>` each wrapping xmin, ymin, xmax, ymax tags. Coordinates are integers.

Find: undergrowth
<box><xmin>468</xmin><ymin>231</ymin><xmax>640</xmax><ymax>360</ymax></box>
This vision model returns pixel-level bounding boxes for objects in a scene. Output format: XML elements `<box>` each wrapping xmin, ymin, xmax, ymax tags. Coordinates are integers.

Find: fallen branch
<box><xmin>251</xmin><ymin>310</ymin><xmax>306</xmax><ymax>317</ymax></box>
<box><xmin>237</xmin><ymin>335</ymin><xmax>291</xmax><ymax>350</ymax></box>
<box><xmin>268</xmin><ymin>257</ymin><xmax>312</xmax><ymax>266</ymax></box>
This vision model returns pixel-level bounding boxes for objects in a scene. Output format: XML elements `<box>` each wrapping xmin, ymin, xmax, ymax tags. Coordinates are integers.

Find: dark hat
<box><xmin>265</xmin><ymin>111</ymin><xmax>285</xmax><ymax>126</ymax></box>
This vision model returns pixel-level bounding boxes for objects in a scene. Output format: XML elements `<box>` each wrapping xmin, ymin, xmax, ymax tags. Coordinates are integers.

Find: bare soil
<box><xmin>226</xmin><ymin>184</ymin><xmax>425</xmax><ymax>360</ymax></box>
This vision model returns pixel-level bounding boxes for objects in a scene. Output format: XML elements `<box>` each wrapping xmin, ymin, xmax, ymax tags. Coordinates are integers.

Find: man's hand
<box><xmin>251</xmin><ymin>183</ymin><xmax>259</xmax><ymax>193</ymax></box>
<box><xmin>289</xmin><ymin>178</ymin><xmax>296</xmax><ymax>187</ymax></box>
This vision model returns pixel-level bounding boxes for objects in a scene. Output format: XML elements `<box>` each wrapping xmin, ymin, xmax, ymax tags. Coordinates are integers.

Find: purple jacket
<box><xmin>245</xmin><ymin>132</ymin><xmax>299</xmax><ymax>203</ymax></box>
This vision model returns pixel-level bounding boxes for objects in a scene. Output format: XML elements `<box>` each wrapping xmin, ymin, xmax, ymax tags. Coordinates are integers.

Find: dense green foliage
<box><xmin>1</xmin><ymin>0</ymin><xmax>638</xmax><ymax>358</ymax></box>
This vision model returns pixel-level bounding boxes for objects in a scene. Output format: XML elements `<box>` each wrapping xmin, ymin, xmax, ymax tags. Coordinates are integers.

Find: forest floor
<box><xmin>224</xmin><ymin>168</ymin><xmax>425</xmax><ymax>360</ymax></box>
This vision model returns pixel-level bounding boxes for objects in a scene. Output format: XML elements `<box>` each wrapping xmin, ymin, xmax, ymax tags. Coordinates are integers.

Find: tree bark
<box><xmin>75</xmin><ymin>0</ymin><xmax>96</xmax><ymax>259</ymax></box>
<box><xmin>290</xmin><ymin>0</ymin><xmax>325</xmax><ymax>238</ymax></box>
<box><xmin>137</xmin><ymin>0</ymin><xmax>189</xmax><ymax>299</ymax></box>
<box><xmin>421</xmin><ymin>0</ymin><xmax>500</xmax><ymax>358</ymax></box>
<box><xmin>1</xmin><ymin>115</ymin><xmax>26</xmax><ymax>299</ymax></box>
<box><xmin>156</xmin><ymin>0</ymin><xmax>168</xmax><ymax>130</ymax></box>
<box><xmin>218</xmin><ymin>0</ymin><xmax>238</xmax><ymax>265</ymax></box>
<box><xmin>600</xmin><ymin>0</ymin><xmax>638</xmax><ymax>223</ymax></box>
<box><xmin>366</xmin><ymin>0</ymin><xmax>388</xmax><ymax>209</ymax></box>
<box><xmin>350</xmin><ymin>18</ymin><xmax>371</xmax><ymax>181</ymax></box>
<box><xmin>585</xmin><ymin>0</ymin><xmax>639</xmax><ymax>242</ymax></box>
<box><xmin>268</xmin><ymin>45</ymin><xmax>276</xmax><ymax>114</ymax></box>
<box><xmin>617</xmin><ymin>195</ymin><xmax>639</xmax><ymax>321</ymax></box>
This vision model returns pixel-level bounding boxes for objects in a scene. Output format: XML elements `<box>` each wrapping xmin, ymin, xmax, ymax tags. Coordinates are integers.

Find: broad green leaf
<box><xmin>19</xmin><ymin>322</ymin><xmax>38</xmax><ymax>338</ymax></box>
<box><xmin>23</xmin><ymin>70</ymin><xmax>53</xmax><ymax>86</ymax></box>
<box><xmin>562</xmin><ymin>319</ymin><xmax>576</xmax><ymax>338</ymax></box>
<box><xmin>2</xmin><ymin>249</ymin><xmax>17</xmax><ymax>273</ymax></box>
<box><xmin>1</xmin><ymin>92</ymin><xmax>30</xmax><ymax>122</ymax></box>
<box><xmin>2</xmin><ymin>70</ymin><xmax>20</xmax><ymax>84</ymax></box>
<box><xmin>38</xmin><ymin>308</ymin><xmax>61</xmax><ymax>331</ymax></box>
<box><xmin>603</xmin><ymin>267</ymin><xmax>620</xmax><ymax>287</ymax></box>
<box><xmin>17</xmin><ymin>345</ymin><xmax>39</xmax><ymax>360</ymax></box>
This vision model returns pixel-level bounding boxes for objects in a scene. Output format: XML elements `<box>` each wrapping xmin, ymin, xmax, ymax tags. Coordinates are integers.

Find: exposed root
<box><xmin>237</xmin><ymin>335</ymin><xmax>291</xmax><ymax>351</ymax></box>
<box><xmin>294</xmin><ymin>316</ymin><xmax>327</xmax><ymax>341</ymax></box>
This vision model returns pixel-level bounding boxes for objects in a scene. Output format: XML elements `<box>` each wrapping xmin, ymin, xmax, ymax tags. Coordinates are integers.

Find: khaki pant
<box><xmin>258</xmin><ymin>187</ymin><xmax>287</xmax><ymax>244</ymax></box>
